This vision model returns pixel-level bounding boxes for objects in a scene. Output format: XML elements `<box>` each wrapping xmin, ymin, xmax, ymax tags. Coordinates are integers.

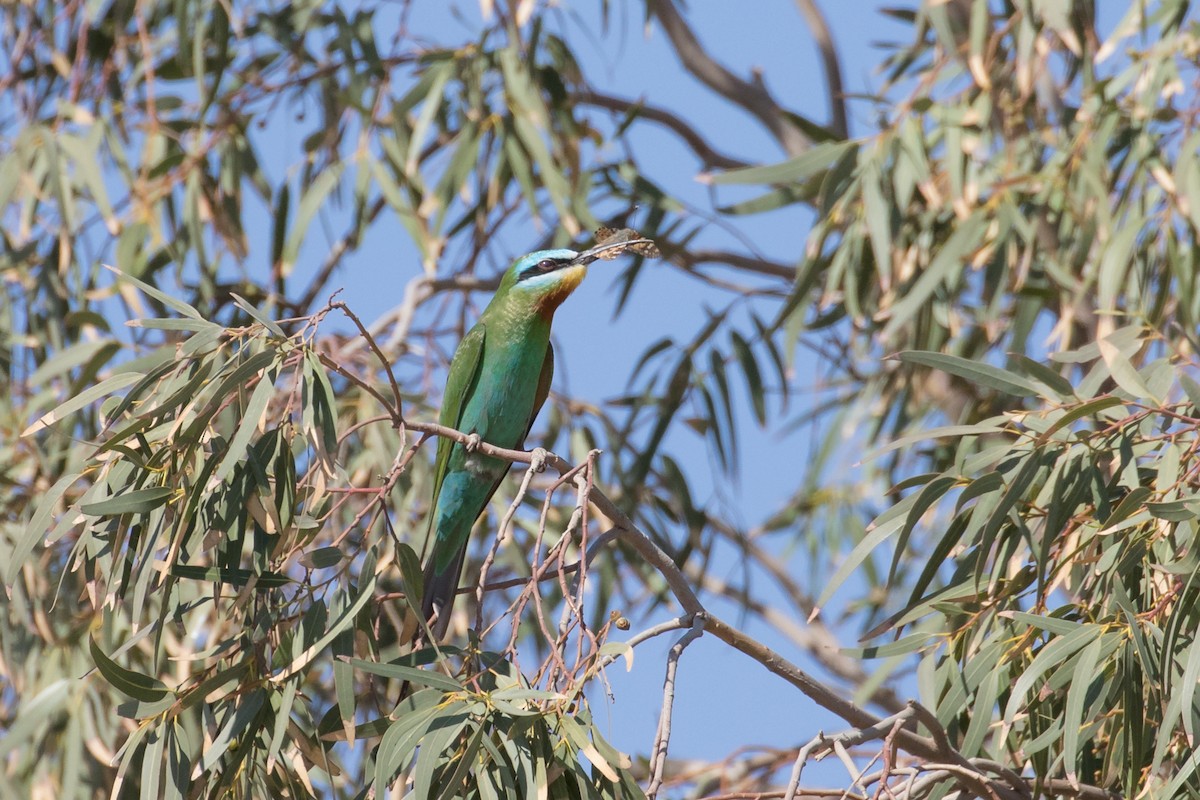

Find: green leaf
<box><xmin>396</xmin><ymin>542</ymin><xmax>426</xmax><ymax>620</ymax></box>
<box><xmin>273</xmin><ymin>573</ymin><xmax>376</xmax><ymax>682</ymax></box>
<box><xmin>866</xmin><ymin>422</ymin><xmax>1008</xmax><ymax>459</ymax></box>
<box><xmin>29</xmin><ymin>339</ymin><xmax>121</xmax><ymax>386</ymax></box>
<box><xmin>413</xmin><ymin>709</ymin><xmax>471</xmax><ymax>800</ymax></box>
<box><xmin>405</xmin><ymin>61</ymin><xmax>454</xmax><ymax>175</ymax></box>
<box><xmin>22</xmin><ymin>372</ymin><xmax>143</xmax><ymax>436</ymax></box>
<box><xmin>730</xmin><ymin>331</ymin><xmax>766</xmax><ymax>425</ymax></box>
<box><xmin>230</xmin><ymin>294</ymin><xmax>286</xmax><ymax>338</ymax></box>
<box><xmin>90</xmin><ymin>638</ymin><xmax>170</xmax><ymax>702</ymax></box>
<box><xmin>1098</xmin><ymin>335</ymin><xmax>1159</xmax><ymax>402</ymax></box>
<box><xmin>196</xmin><ymin>690</ymin><xmax>266</xmax><ymax>773</ymax></box>
<box><xmin>559</xmin><ymin>715</ymin><xmax>619</xmax><ymax>782</ymax></box>
<box><xmin>374</xmin><ymin>705</ymin><xmax>440</xmax><ymax>788</ymax></box>
<box><xmin>298</xmin><ymin>546</ymin><xmax>344</xmax><ymax>570</ymax></box>
<box><xmin>0</xmin><ymin>679</ymin><xmax>73</xmax><ymax>759</ymax></box>
<box><xmin>862</xmin><ymin>162</ymin><xmax>892</xmax><ymax>278</ymax></box>
<box><xmin>892</xmin><ymin>474</ymin><xmax>959</xmax><ymax>582</ymax></box>
<box><xmin>214</xmin><ymin>366</ymin><xmax>278</xmax><ymax>482</ymax></box>
<box><xmin>896</xmin><ymin>351</ymin><xmax>1042</xmax><ymax>397</ymax></box>
<box><xmin>816</xmin><ymin>510</ymin><xmax>907</xmax><ymax>610</ymax></box>
<box><xmin>81</xmin><ymin>486</ymin><xmax>174</xmax><ymax>516</ymax></box>
<box><xmin>140</xmin><ymin>726</ymin><xmax>165</xmax><ymax>798</ymax></box>
<box><xmin>717</xmin><ymin>185</ymin><xmax>806</xmax><ymax>215</ymax></box>
<box><xmin>270</xmin><ymin>183</ymin><xmax>290</xmax><ymax>268</ymax></box>
<box><xmin>1038</xmin><ymin>396</ymin><xmax>1126</xmax><ymax>441</ymax></box>
<box><xmin>709</xmin><ymin>141</ymin><xmax>854</xmax><ymax>185</ymax></box>
<box><xmin>1008</xmin><ymin>353</ymin><xmax>1076</xmax><ymax>398</ymax></box>
<box><xmin>1063</xmin><ymin>635</ymin><xmax>1108</xmax><ymax>785</ymax></box>
<box><xmin>281</xmin><ymin>163</ymin><xmax>345</xmax><ymax>273</ymax></box>
<box><xmin>127</xmin><ymin>317</ymin><xmax>220</xmax><ymax>332</ymax></box>
<box><xmin>1097</xmin><ymin>221</ymin><xmax>1140</xmax><ymax>312</ymax></box>
<box><xmin>170</xmin><ymin>565</ymin><xmax>293</xmax><ymax>588</ymax></box>
<box><xmin>435</xmin><ymin>723</ymin><xmax>485</xmax><ymax>800</ymax></box>
<box><xmin>1003</xmin><ymin>625</ymin><xmax>1101</xmax><ymax>726</ymax></box>
<box><xmin>345</xmin><ymin>658</ymin><xmax>462</xmax><ymax>692</ymax></box>
<box><xmin>881</xmin><ymin>212</ymin><xmax>987</xmax><ymax>340</ymax></box>
<box><xmin>266</xmin><ymin>676</ymin><xmax>299</xmax><ymax>768</ymax></box>
<box><xmin>104</xmin><ymin>265</ymin><xmax>205</xmax><ymax>320</ymax></box>
<box><xmin>8</xmin><ymin>471</ymin><xmax>80</xmax><ymax>583</ymax></box>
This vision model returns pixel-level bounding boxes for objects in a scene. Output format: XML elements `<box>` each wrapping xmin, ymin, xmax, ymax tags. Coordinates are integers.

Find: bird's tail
<box><xmin>420</xmin><ymin>544</ymin><xmax>467</xmax><ymax>642</ymax></box>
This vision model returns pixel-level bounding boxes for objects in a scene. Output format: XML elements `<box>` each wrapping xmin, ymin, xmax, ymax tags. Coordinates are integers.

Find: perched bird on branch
<box><xmin>419</xmin><ymin>232</ymin><xmax>659</xmax><ymax>640</ymax></box>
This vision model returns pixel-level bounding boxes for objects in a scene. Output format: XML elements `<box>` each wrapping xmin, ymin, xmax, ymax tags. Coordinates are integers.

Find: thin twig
<box><xmin>474</xmin><ymin>448</ymin><xmax>548</xmax><ymax>633</ymax></box>
<box><xmin>329</xmin><ymin>300</ymin><xmax>405</xmax><ymax>423</ymax></box>
<box><xmin>646</xmin><ymin>613</ymin><xmax>707</xmax><ymax>798</ymax></box>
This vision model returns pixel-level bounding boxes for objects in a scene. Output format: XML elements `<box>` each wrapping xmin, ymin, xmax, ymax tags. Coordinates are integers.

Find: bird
<box><xmin>418</xmin><ymin>236</ymin><xmax>656</xmax><ymax>640</ymax></box>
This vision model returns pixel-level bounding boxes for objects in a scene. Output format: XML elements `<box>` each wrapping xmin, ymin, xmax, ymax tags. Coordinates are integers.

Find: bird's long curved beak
<box><xmin>570</xmin><ymin>239</ymin><xmax>657</xmax><ymax>266</ymax></box>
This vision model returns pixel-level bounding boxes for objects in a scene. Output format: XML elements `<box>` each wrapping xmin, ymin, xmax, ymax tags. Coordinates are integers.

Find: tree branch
<box><xmin>575</xmin><ymin>89</ymin><xmax>748</xmax><ymax>170</ymax></box>
<box><xmin>673</xmin><ymin>248</ymin><xmax>797</xmax><ymax>281</ymax></box>
<box><xmin>792</xmin><ymin>0</ymin><xmax>848</xmax><ymax>138</ymax></box>
<box><xmin>647</xmin><ymin>0</ymin><xmax>810</xmax><ymax>156</ymax></box>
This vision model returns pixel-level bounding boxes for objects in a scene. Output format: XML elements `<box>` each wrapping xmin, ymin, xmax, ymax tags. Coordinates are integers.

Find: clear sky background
<box><xmin>245</xmin><ymin>0</ymin><xmax>1113</xmax><ymax>784</ymax></box>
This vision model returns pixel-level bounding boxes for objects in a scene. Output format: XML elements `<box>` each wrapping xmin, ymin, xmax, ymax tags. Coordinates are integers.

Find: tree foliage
<box><xmin>3</xmin><ymin>1</ymin><xmax>1200</xmax><ymax>798</ymax></box>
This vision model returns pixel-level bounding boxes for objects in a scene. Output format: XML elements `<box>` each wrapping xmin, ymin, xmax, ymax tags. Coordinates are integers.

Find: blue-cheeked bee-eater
<box><xmin>419</xmin><ymin>232</ymin><xmax>658</xmax><ymax>638</ymax></box>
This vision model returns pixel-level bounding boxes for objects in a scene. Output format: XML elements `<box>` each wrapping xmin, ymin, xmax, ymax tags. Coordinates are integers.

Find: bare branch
<box><xmin>673</xmin><ymin>248</ymin><xmax>797</xmax><ymax>281</ymax></box>
<box><xmin>647</xmin><ymin>614</ymin><xmax>707</xmax><ymax>798</ymax></box>
<box><xmin>575</xmin><ymin>89</ymin><xmax>748</xmax><ymax>170</ymax></box>
<box><xmin>648</xmin><ymin>0</ymin><xmax>810</xmax><ymax>156</ymax></box>
<box><xmin>792</xmin><ymin>0</ymin><xmax>848</xmax><ymax>138</ymax></box>
<box><xmin>692</xmin><ymin>569</ymin><xmax>907</xmax><ymax>715</ymax></box>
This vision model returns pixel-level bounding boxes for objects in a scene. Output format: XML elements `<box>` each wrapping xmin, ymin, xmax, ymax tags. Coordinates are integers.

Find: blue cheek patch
<box><xmin>516</xmin><ymin>271</ymin><xmax>565</xmax><ymax>291</ymax></box>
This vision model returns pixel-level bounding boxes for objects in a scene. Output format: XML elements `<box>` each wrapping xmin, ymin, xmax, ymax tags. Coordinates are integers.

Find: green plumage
<box><xmin>418</xmin><ymin>238</ymin><xmax>654</xmax><ymax>637</ymax></box>
<box><xmin>419</xmin><ymin>249</ymin><xmax>575</xmax><ymax>632</ymax></box>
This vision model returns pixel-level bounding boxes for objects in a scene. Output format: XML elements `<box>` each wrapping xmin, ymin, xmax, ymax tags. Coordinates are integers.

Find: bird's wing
<box><xmin>523</xmin><ymin>342</ymin><xmax>554</xmax><ymax>443</ymax></box>
<box><xmin>424</xmin><ymin>322</ymin><xmax>487</xmax><ymax>559</ymax></box>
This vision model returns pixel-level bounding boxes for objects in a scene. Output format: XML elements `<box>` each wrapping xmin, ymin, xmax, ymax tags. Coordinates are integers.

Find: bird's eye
<box><xmin>537</xmin><ymin>259</ymin><xmax>555</xmax><ymax>272</ymax></box>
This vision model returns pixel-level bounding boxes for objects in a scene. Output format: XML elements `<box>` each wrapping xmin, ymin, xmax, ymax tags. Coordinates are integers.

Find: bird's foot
<box><xmin>529</xmin><ymin>447</ymin><xmax>548</xmax><ymax>473</ymax></box>
<box><xmin>464</xmin><ymin>432</ymin><xmax>482</xmax><ymax>453</ymax></box>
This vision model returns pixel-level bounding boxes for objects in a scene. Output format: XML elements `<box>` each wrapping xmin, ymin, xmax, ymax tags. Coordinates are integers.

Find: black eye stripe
<box><xmin>519</xmin><ymin>257</ymin><xmax>570</xmax><ymax>281</ymax></box>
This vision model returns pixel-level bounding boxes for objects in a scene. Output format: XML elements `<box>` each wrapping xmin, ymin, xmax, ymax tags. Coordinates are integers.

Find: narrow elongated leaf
<box><xmin>413</xmin><ymin>710</ymin><xmax>471</xmax><ymax>800</ymax></box>
<box><xmin>1098</xmin><ymin>336</ymin><xmax>1158</xmax><ymax>402</ymax></box>
<box><xmin>730</xmin><ymin>331</ymin><xmax>767</xmax><ymax>425</ymax></box>
<box><xmin>281</xmin><ymin>164</ymin><xmax>345</xmax><ymax>273</ymax></box>
<box><xmin>197</xmin><ymin>691</ymin><xmax>266</xmax><ymax>773</ymax></box>
<box><xmin>1039</xmin><ymin>396</ymin><xmax>1126</xmax><ymax>441</ymax></box>
<box><xmin>104</xmin><ymin>265</ymin><xmax>205</xmax><ymax>319</ymax></box>
<box><xmin>897</xmin><ymin>351</ymin><xmax>1042</xmax><ymax>396</ymax></box>
<box><xmin>8</xmin><ymin>472</ymin><xmax>80</xmax><ymax>583</ymax></box>
<box><xmin>345</xmin><ymin>658</ymin><xmax>462</xmax><ymax>692</ymax></box>
<box><xmin>1003</xmin><ymin>625</ymin><xmax>1102</xmax><ymax>726</ymax></box>
<box><xmin>22</xmin><ymin>372</ymin><xmax>142</xmax><ymax>436</ymax></box>
<box><xmin>272</xmin><ymin>575</ymin><xmax>376</xmax><ymax>682</ymax></box>
<box><xmin>1063</xmin><ymin>635</ymin><xmax>1108</xmax><ymax>785</ymax></box>
<box><xmin>881</xmin><ymin>213</ymin><xmax>987</xmax><ymax>339</ymax></box>
<box><xmin>81</xmin><ymin>486</ymin><xmax>174</xmax><ymax>516</ymax></box>
<box><xmin>0</xmin><ymin>680</ymin><xmax>73</xmax><ymax>759</ymax></box>
<box><xmin>90</xmin><ymin>638</ymin><xmax>170</xmax><ymax>702</ymax></box>
<box><xmin>709</xmin><ymin>141</ymin><xmax>854</xmax><ymax>185</ymax></box>
<box><xmin>29</xmin><ymin>339</ymin><xmax>120</xmax><ymax>386</ymax></box>
<box><xmin>559</xmin><ymin>715</ymin><xmax>619</xmax><ymax>782</ymax></box>
<box><xmin>214</xmin><ymin>368</ymin><xmax>278</xmax><ymax>482</ymax></box>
